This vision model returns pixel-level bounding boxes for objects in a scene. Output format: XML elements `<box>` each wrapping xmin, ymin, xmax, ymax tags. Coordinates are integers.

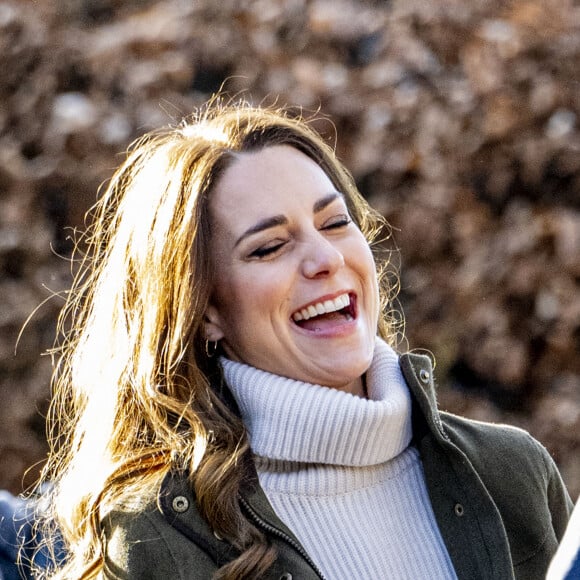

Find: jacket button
<box><xmin>454</xmin><ymin>503</ymin><xmax>465</xmax><ymax>517</ymax></box>
<box><xmin>419</xmin><ymin>369</ymin><xmax>430</xmax><ymax>383</ymax></box>
<box><xmin>172</xmin><ymin>495</ymin><xmax>189</xmax><ymax>513</ymax></box>
<box><xmin>279</xmin><ymin>574</ymin><xmax>292</xmax><ymax>580</ymax></box>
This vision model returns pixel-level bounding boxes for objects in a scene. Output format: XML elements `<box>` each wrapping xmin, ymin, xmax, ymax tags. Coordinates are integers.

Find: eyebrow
<box><xmin>234</xmin><ymin>191</ymin><xmax>343</xmax><ymax>247</ymax></box>
<box><xmin>313</xmin><ymin>191</ymin><xmax>342</xmax><ymax>213</ymax></box>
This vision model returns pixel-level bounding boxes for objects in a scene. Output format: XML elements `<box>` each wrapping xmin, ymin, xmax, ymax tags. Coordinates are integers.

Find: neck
<box><xmin>339</xmin><ymin>375</ymin><xmax>366</xmax><ymax>398</ymax></box>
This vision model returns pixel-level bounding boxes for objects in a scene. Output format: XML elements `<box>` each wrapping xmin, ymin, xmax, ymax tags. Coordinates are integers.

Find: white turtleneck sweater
<box><xmin>221</xmin><ymin>338</ymin><xmax>457</xmax><ymax>579</ymax></box>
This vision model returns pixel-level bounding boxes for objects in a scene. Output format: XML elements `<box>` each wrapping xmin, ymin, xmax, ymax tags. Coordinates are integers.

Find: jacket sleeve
<box><xmin>438</xmin><ymin>412</ymin><xmax>574</xmax><ymax>579</ymax></box>
<box><xmin>101</xmin><ymin>507</ymin><xmax>217</xmax><ymax>580</ymax></box>
<box><xmin>537</xmin><ymin>435</ymin><xmax>575</xmax><ymax>541</ymax></box>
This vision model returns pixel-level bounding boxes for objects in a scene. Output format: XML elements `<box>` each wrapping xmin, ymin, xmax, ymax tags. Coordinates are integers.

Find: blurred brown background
<box><xmin>0</xmin><ymin>0</ymin><xmax>578</xmax><ymax>498</ymax></box>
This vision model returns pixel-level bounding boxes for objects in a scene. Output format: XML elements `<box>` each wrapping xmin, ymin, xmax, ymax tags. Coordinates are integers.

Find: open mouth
<box><xmin>291</xmin><ymin>292</ymin><xmax>356</xmax><ymax>331</ymax></box>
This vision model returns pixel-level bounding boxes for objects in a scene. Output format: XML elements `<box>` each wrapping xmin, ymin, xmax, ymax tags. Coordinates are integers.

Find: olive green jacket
<box><xmin>102</xmin><ymin>353</ymin><xmax>573</xmax><ymax>579</ymax></box>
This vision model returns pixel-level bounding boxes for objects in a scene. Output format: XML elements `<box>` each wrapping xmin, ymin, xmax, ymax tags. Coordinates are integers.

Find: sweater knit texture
<box><xmin>221</xmin><ymin>338</ymin><xmax>457</xmax><ymax>579</ymax></box>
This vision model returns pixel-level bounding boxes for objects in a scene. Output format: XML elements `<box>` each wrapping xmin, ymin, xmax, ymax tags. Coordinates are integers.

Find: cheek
<box><xmin>353</xmin><ymin>237</ymin><xmax>377</xmax><ymax>280</ymax></box>
<box><xmin>358</xmin><ymin>244</ymin><xmax>381</xmax><ymax>310</ymax></box>
<box><xmin>215</xmin><ymin>267</ymin><xmax>288</xmax><ymax>321</ymax></box>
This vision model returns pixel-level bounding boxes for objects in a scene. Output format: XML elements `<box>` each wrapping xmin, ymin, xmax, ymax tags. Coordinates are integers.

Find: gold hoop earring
<box><xmin>205</xmin><ymin>340</ymin><xmax>218</xmax><ymax>358</ymax></box>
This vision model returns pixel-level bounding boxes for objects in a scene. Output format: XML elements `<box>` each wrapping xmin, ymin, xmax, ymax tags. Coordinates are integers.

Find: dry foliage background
<box><xmin>0</xmin><ymin>0</ymin><xmax>578</xmax><ymax>497</ymax></box>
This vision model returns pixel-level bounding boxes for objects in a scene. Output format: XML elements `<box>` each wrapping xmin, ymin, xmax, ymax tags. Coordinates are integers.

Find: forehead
<box><xmin>209</xmin><ymin>145</ymin><xmax>338</xmax><ymax>229</ymax></box>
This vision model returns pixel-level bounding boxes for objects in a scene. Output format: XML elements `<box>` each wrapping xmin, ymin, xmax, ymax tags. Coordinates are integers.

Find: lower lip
<box><xmin>291</xmin><ymin>313</ymin><xmax>359</xmax><ymax>338</ymax></box>
<box><xmin>291</xmin><ymin>293</ymin><xmax>359</xmax><ymax>337</ymax></box>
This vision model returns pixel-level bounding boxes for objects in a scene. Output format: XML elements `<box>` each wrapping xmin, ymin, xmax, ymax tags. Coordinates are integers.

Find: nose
<box><xmin>301</xmin><ymin>233</ymin><xmax>345</xmax><ymax>279</ymax></box>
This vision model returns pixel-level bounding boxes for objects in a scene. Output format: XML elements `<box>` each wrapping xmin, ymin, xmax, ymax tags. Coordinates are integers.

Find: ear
<box><xmin>204</xmin><ymin>304</ymin><xmax>226</xmax><ymax>342</ymax></box>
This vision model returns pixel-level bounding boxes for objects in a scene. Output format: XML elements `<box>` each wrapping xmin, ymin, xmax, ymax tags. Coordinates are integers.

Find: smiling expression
<box><xmin>204</xmin><ymin>145</ymin><xmax>380</xmax><ymax>396</ymax></box>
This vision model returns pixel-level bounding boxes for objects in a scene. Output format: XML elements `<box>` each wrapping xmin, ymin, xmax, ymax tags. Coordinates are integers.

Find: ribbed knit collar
<box><xmin>220</xmin><ymin>338</ymin><xmax>412</xmax><ymax>467</ymax></box>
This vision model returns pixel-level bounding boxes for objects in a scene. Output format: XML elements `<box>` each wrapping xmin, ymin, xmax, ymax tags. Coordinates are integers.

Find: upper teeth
<box><xmin>292</xmin><ymin>293</ymin><xmax>350</xmax><ymax>322</ymax></box>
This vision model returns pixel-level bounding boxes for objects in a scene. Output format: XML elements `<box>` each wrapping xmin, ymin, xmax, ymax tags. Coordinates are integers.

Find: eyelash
<box><xmin>250</xmin><ymin>243</ymin><xmax>285</xmax><ymax>258</ymax></box>
<box><xmin>249</xmin><ymin>216</ymin><xmax>352</xmax><ymax>259</ymax></box>
<box><xmin>322</xmin><ymin>216</ymin><xmax>352</xmax><ymax>230</ymax></box>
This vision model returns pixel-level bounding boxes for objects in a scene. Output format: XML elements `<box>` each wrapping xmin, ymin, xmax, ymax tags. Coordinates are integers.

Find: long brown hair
<box><xmin>39</xmin><ymin>99</ymin><xmax>400</xmax><ymax>579</ymax></box>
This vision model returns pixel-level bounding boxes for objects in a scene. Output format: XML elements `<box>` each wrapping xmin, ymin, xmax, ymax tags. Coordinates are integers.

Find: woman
<box><xmin>39</xmin><ymin>100</ymin><xmax>572</xmax><ymax>579</ymax></box>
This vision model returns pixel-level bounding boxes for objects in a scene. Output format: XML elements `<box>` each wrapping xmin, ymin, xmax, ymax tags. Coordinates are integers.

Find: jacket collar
<box><xmin>399</xmin><ymin>351</ymin><xmax>447</xmax><ymax>442</ymax></box>
<box><xmin>159</xmin><ymin>352</ymin><xmax>445</xmax><ymax>554</ymax></box>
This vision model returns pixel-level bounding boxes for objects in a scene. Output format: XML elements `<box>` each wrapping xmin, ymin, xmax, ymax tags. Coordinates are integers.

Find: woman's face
<box><xmin>205</xmin><ymin>145</ymin><xmax>379</xmax><ymax>396</ymax></box>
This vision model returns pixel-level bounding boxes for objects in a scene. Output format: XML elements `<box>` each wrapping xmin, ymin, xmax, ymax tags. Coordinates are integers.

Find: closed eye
<box><xmin>249</xmin><ymin>240</ymin><xmax>286</xmax><ymax>259</ymax></box>
<box><xmin>321</xmin><ymin>215</ymin><xmax>352</xmax><ymax>230</ymax></box>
